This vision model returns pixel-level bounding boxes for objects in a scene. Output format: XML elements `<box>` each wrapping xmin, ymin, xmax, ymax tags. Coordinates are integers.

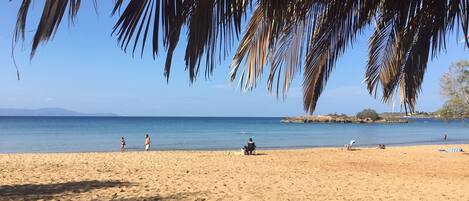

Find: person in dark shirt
<box><xmin>120</xmin><ymin>137</ymin><xmax>126</xmax><ymax>152</ymax></box>
<box><xmin>243</xmin><ymin>138</ymin><xmax>256</xmax><ymax>155</ymax></box>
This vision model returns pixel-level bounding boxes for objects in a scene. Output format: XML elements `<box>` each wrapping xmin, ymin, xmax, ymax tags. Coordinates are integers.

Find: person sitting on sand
<box><xmin>376</xmin><ymin>144</ymin><xmax>386</xmax><ymax>149</ymax></box>
<box><xmin>243</xmin><ymin>138</ymin><xmax>256</xmax><ymax>155</ymax></box>
<box><xmin>145</xmin><ymin>134</ymin><xmax>151</xmax><ymax>151</ymax></box>
<box><xmin>120</xmin><ymin>137</ymin><xmax>126</xmax><ymax>152</ymax></box>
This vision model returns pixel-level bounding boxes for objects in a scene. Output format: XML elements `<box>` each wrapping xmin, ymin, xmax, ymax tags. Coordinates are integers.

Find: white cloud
<box><xmin>211</xmin><ymin>83</ymin><xmax>232</xmax><ymax>89</ymax></box>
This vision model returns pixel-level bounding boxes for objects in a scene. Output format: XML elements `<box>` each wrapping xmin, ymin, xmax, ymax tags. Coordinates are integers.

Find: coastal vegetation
<box><xmin>436</xmin><ymin>61</ymin><xmax>469</xmax><ymax>120</ymax></box>
<box><xmin>356</xmin><ymin>109</ymin><xmax>380</xmax><ymax>121</ymax></box>
<box><xmin>281</xmin><ymin>109</ymin><xmax>407</xmax><ymax>123</ymax></box>
<box><xmin>380</xmin><ymin>111</ymin><xmax>436</xmax><ymax>119</ymax></box>
<box><xmin>283</xmin><ymin>60</ymin><xmax>469</xmax><ymax>123</ymax></box>
<box><xmin>8</xmin><ymin>1</ymin><xmax>469</xmax><ymax>113</ymax></box>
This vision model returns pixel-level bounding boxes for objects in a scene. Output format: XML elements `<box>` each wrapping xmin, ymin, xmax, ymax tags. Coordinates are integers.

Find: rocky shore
<box><xmin>281</xmin><ymin>115</ymin><xmax>408</xmax><ymax>123</ymax></box>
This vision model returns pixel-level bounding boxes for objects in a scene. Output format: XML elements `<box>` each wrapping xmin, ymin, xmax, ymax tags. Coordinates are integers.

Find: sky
<box><xmin>0</xmin><ymin>2</ymin><xmax>468</xmax><ymax>117</ymax></box>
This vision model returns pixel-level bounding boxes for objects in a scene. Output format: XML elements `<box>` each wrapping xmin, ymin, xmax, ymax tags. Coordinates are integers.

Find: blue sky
<box><xmin>0</xmin><ymin>2</ymin><xmax>467</xmax><ymax>116</ymax></box>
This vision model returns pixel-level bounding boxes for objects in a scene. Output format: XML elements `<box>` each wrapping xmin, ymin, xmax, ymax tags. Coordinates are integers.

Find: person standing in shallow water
<box><xmin>144</xmin><ymin>134</ymin><xmax>151</xmax><ymax>151</ymax></box>
<box><xmin>120</xmin><ymin>137</ymin><xmax>126</xmax><ymax>152</ymax></box>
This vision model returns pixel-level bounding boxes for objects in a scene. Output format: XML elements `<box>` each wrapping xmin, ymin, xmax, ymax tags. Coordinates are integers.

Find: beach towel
<box><xmin>446</xmin><ymin>147</ymin><xmax>464</xmax><ymax>152</ymax></box>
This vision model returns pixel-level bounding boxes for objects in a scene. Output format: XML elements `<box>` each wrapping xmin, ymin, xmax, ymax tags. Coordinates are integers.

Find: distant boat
<box><xmin>240</xmin><ymin>131</ymin><xmax>247</xmax><ymax>135</ymax></box>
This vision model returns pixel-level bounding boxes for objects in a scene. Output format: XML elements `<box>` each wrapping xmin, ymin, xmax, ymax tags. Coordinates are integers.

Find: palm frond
<box><xmin>184</xmin><ymin>0</ymin><xmax>215</xmax><ymax>81</ymax></box>
<box><xmin>12</xmin><ymin>0</ymin><xmax>83</xmax><ymax>58</ymax></box>
<box><xmin>366</xmin><ymin>1</ymin><xmax>416</xmax><ymax>102</ymax></box>
<box><xmin>112</xmin><ymin>0</ymin><xmax>157</xmax><ymax>57</ymax></box>
<box><xmin>13</xmin><ymin>0</ymin><xmax>31</xmax><ymax>42</ymax></box>
<box><xmin>267</xmin><ymin>20</ymin><xmax>307</xmax><ymax>96</ymax></box>
<box><xmin>366</xmin><ymin>0</ymin><xmax>469</xmax><ymax>112</ymax></box>
<box><xmin>185</xmin><ymin>0</ymin><xmax>250</xmax><ymax>81</ymax></box>
<box><xmin>230</xmin><ymin>7</ymin><xmax>271</xmax><ymax>90</ymax></box>
<box><xmin>11</xmin><ymin>0</ymin><xmax>469</xmax><ymax>114</ymax></box>
<box><xmin>303</xmin><ymin>0</ymin><xmax>378</xmax><ymax>113</ymax></box>
<box><xmin>32</xmin><ymin>0</ymin><xmax>81</xmax><ymax>58</ymax></box>
<box><xmin>112</xmin><ymin>0</ymin><xmax>124</xmax><ymax>15</ymax></box>
<box><xmin>365</xmin><ymin>4</ymin><xmax>399</xmax><ymax>99</ymax></box>
<box><xmin>458</xmin><ymin>0</ymin><xmax>469</xmax><ymax>47</ymax></box>
<box><xmin>230</xmin><ymin>0</ymin><xmax>316</xmax><ymax>95</ymax></box>
<box><xmin>112</xmin><ymin>0</ymin><xmax>249</xmax><ymax>82</ymax></box>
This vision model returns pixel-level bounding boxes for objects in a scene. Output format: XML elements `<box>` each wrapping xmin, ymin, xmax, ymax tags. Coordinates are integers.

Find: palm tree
<box><xmin>11</xmin><ymin>0</ymin><xmax>469</xmax><ymax>113</ymax></box>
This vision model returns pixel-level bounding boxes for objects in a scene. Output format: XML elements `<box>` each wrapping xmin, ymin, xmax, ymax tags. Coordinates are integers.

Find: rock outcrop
<box><xmin>281</xmin><ymin>115</ymin><xmax>408</xmax><ymax>124</ymax></box>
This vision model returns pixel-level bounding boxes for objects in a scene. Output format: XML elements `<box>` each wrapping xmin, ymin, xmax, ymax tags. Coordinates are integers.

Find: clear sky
<box><xmin>0</xmin><ymin>2</ymin><xmax>467</xmax><ymax>117</ymax></box>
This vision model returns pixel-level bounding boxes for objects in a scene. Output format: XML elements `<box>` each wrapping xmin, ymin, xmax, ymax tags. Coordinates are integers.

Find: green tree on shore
<box><xmin>437</xmin><ymin>61</ymin><xmax>469</xmax><ymax>119</ymax></box>
<box><xmin>356</xmin><ymin>109</ymin><xmax>380</xmax><ymax>121</ymax></box>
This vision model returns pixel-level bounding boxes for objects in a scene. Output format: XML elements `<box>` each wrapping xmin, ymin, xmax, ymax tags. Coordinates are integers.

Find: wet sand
<box><xmin>0</xmin><ymin>144</ymin><xmax>468</xmax><ymax>200</ymax></box>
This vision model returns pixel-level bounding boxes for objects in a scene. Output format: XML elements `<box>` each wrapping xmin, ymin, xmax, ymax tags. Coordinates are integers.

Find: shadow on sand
<box><xmin>115</xmin><ymin>191</ymin><xmax>208</xmax><ymax>201</ymax></box>
<box><xmin>0</xmin><ymin>180</ymin><xmax>130</xmax><ymax>200</ymax></box>
<box><xmin>344</xmin><ymin>148</ymin><xmax>361</xmax><ymax>151</ymax></box>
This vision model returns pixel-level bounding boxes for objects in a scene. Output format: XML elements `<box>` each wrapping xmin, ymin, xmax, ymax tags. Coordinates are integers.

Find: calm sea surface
<box><xmin>0</xmin><ymin>117</ymin><xmax>468</xmax><ymax>153</ymax></box>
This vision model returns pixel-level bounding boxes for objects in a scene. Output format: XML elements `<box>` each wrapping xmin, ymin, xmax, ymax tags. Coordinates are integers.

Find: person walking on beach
<box><xmin>120</xmin><ymin>137</ymin><xmax>126</xmax><ymax>152</ymax></box>
<box><xmin>144</xmin><ymin>134</ymin><xmax>151</xmax><ymax>151</ymax></box>
<box><xmin>444</xmin><ymin>133</ymin><xmax>448</xmax><ymax>141</ymax></box>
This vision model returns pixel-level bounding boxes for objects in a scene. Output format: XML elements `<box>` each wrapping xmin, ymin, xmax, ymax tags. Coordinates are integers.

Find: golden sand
<box><xmin>1</xmin><ymin>144</ymin><xmax>468</xmax><ymax>200</ymax></box>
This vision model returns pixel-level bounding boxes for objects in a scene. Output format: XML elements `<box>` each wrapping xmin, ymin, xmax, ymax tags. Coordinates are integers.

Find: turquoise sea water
<box><xmin>0</xmin><ymin>117</ymin><xmax>468</xmax><ymax>153</ymax></box>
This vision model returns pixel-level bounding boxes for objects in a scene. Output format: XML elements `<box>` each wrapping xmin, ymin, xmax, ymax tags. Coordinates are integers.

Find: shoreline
<box><xmin>1</xmin><ymin>141</ymin><xmax>467</xmax><ymax>154</ymax></box>
<box><xmin>1</xmin><ymin>144</ymin><xmax>467</xmax><ymax>200</ymax></box>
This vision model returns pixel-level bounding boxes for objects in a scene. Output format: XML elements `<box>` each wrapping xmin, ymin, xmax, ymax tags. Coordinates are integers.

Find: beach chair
<box><xmin>244</xmin><ymin>142</ymin><xmax>256</xmax><ymax>155</ymax></box>
<box><xmin>344</xmin><ymin>140</ymin><xmax>355</xmax><ymax>150</ymax></box>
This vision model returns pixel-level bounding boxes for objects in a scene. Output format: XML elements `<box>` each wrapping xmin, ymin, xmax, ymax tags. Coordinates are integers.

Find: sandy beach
<box><xmin>0</xmin><ymin>144</ymin><xmax>468</xmax><ymax>201</ymax></box>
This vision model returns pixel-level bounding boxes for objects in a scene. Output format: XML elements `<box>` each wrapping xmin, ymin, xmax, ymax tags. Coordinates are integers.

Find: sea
<box><xmin>0</xmin><ymin>117</ymin><xmax>468</xmax><ymax>153</ymax></box>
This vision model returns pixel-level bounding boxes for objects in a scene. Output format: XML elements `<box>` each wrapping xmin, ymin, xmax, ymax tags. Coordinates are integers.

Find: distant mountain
<box><xmin>0</xmin><ymin>108</ymin><xmax>118</xmax><ymax>116</ymax></box>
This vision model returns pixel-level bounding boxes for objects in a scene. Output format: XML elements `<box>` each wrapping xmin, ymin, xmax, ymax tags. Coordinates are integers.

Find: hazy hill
<box><xmin>0</xmin><ymin>108</ymin><xmax>117</xmax><ymax>116</ymax></box>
